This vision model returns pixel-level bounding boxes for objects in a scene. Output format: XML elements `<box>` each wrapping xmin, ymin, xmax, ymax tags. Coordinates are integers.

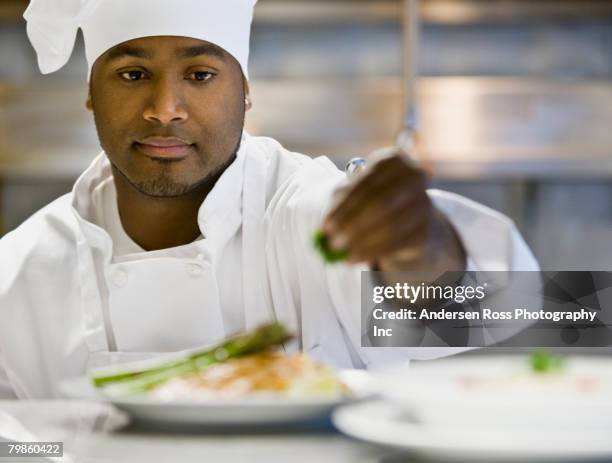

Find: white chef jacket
<box><xmin>0</xmin><ymin>132</ymin><xmax>539</xmax><ymax>399</ymax></box>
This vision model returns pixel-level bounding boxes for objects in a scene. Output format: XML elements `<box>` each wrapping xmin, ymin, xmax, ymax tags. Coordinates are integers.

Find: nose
<box><xmin>143</xmin><ymin>77</ymin><xmax>188</xmax><ymax>124</ymax></box>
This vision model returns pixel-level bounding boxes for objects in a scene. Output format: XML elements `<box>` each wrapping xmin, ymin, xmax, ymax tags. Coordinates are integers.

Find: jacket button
<box><xmin>187</xmin><ymin>263</ymin><xmax>204</xmax><ymax>278</ymax></box>
<box><xmin>111</xmin><ymin>268</ymin><xmax>128</xmax><ymax>287</ymax></box>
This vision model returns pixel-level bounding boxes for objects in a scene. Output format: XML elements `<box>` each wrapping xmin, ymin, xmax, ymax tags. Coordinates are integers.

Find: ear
<box><xmin>243</xmin><ymin>77</ymin><xmax>252</xmax><ymax>112</ymax></box>
<box><xmin>85</xmin><ymin>91</ymin><xmax>93</xmax><ymax>111</ymax></box>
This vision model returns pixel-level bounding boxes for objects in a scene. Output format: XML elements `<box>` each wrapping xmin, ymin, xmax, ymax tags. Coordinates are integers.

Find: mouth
<box><xmin>134</xmin><ymin>136</ymin><xmax>195</xmax><ymax>160</ymax></box>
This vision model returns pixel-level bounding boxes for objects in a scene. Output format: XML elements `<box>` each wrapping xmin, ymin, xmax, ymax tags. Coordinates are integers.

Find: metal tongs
<box><xmin>346</xmin><ymin>0</ymin><xmax>421</xmax><ymax>179</ymax></box>
<box><xmin>316</xmin><ymin>1</ymin><xmax>422</xmax><ymax>263</ymax></box>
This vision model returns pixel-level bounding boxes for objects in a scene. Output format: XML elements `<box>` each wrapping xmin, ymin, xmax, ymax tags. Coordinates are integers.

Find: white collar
<box><xmin>71</xmin><ymin>133</ymin><xmax>248</xmax><ymax>260</ymax></box>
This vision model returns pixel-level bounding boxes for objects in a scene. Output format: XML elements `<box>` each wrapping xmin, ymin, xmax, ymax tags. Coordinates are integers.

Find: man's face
<box><xmin>88</xmin><ymin>36</ymin><xmax>247</xmax><ymax>197</ymax></box>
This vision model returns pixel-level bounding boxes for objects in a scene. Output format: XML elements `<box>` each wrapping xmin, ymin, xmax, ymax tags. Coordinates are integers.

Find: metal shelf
<box><xmin>2</xmin><ymin>77</ymin><xmax>612</xmax><ymax>181</ymax></box>
<box><xmin>254</xmin><ymin>0</ymin><xmax>612</xmax><ymax>26</ymax></box>
<box><xmin>3</xmin><ymin>1</ymin><xmax>612</xmax><ymax>24</ymax></box>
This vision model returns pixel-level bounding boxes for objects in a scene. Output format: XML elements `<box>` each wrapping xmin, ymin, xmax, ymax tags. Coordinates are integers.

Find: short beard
<box><xmin>117</xmin><ymin>134</ymin><xmax>243</xmax><ymax>199</ymax></box>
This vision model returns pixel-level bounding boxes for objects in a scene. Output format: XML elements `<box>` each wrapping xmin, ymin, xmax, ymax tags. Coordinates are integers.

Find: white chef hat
<box><xmin>23</xmin><ymin>0</ymin><xmax>258</xmax><ymax>80</ymax></box>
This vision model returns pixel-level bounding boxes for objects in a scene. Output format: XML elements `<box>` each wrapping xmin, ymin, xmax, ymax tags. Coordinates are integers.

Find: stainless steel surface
<box><xmin>0</xmin><ymin>83</ymin><xmax>98</xmax><ymax>179</ymax></box>
<box><xmin>3</xmin><ymin>0</ymin><xmax>612</xmax><ymax>24</ymax></box>
<box><xmin>248</xmin><ymin>77</ymin><xmax>612</xmax><ymax>179</ymax></box>
<box><xmin>254</xmin><ymin>1</ymin><xmax>401</xmax><ymax>25</ymax></box>
<box><xmin>0</xmin><ymin>401</ymin><xmax>392</xmax><ymax>463</ymax></box>
<box><xmin>1</xmin><ymin>77</ymin><xmax>612</xmax><ymax>180</ymax></box>
<box><xmin>421</xmin><ymin>0</ymin><xmax>612</xmax><ymax>24</ymax></box>
<box><xmin>253</xmin><ymin>0</ymin><xmax>612</xmax><ymax>25</ymax></box>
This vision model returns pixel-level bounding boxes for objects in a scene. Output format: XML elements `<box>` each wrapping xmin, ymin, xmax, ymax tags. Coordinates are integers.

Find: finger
<box><xmin>326</xmin><ymin>166</ymin><xmax>426</xmax><ymax>242</ymax></box>
<box><xmin>354</xmin><ymin>202</ymin><xmax>428</xmax><ymax>255</ymax></box>
<box><xmin>325</xmin><ymin>164</ymin><xmax>406</xmax><ymax>231</ymax></box>
<box><xmin>349</xmin><ymin>220</ymin><xmax>429</xmax><ymax>264</ymax></box>
<box><xmin>346</xmin><ymin>203</ymin><xmax>431</xmax><ymax>262</ymax></box>
<box><xmin>324</xmin><ymin>157</ymin><xmax>420</xmax><ymax>231</ymax></box>
<box><xmin>335</xmin><ymin>180</ymin><xmax>428</xmax><ymax>246</ymax></box>
<box><xmin>325</xmin><ymin>180</ymin><xmax>419</xmax><ymax>252</ymax></box>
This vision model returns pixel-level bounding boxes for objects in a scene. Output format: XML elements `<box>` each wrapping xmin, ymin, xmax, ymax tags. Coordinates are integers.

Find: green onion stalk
<box><xmin>91</xmin><ymin>323</ymin><xmax>292</xmax><ymax>395</ymax></box>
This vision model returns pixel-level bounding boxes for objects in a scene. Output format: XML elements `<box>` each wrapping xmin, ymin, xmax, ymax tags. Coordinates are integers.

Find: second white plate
<box><xmin>333</xmin><ymin>399</ymin><xmax>612</xmax><ymax>462</ymax></box>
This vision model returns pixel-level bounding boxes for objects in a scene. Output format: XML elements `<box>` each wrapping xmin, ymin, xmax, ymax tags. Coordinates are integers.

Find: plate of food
<box><xmin>375</xmin><ymin>352</ymin><xmax>612</xmax><ymax>430</ymax></box>
<box><xmin>60</xmin><ymin>324</ymin><xmax>372</xmax><ymax>426</ymax></box>
<box><xmin>333</xmin><ymin>353</ymin><xmax>612</xmax><ymax>461</ymax></box>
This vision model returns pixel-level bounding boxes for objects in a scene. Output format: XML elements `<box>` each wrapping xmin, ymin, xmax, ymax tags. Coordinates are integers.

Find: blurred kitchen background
<box><xmin>1</xmin><ymin>0</ymin><xmax>612</xmax><ymax>269</ymax></box>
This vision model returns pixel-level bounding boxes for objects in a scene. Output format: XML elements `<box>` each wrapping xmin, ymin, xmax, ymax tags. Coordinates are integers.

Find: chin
<box><xmin>130</xmin><ymin>177</ymin><xmax>200</xmax><ymax>198</ymax></box>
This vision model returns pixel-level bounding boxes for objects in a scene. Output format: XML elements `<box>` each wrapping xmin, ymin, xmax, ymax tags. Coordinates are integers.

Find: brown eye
<box><xmin>120</xmin><ymin>70</ymin><xmax>145</xmax><ymax>81</ymax></box>
<box><xmin>188</xmin><ymin>71</ymin><xmax>214</xmax><ymax>82</ymax></box>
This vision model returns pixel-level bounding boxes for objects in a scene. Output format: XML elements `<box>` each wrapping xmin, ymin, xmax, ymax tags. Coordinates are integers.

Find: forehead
<box><xmin>101</xmin><ymin>36</ymin><xmax>228</xmax><ymax>63</ymax></box>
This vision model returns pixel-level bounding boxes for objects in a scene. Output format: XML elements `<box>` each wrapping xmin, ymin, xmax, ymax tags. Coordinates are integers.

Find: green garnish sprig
<box><xmin>313</xmin><ymin>229</ymin><xmax>349</xmax><ymax>264</ymax></box>
<box><xmin>529</xmin><ymin>350</ymin><xmax>565</xmax><ymax>374</ymax></box>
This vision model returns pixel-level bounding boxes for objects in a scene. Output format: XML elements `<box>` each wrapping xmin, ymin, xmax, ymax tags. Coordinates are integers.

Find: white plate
<box><xmin>333</xmin><ymin>399</ymin><xmax>612</xmax><ymax>462</ymax></box>
<box><xmin>377</xmin><ymin>355</ymin><xmax>612</xmax><ymax>430</ymax></box>
<box><xmin>60</xmin><ymin>369</ymin><xmax>372</xmax><ymax>426</ymax></box>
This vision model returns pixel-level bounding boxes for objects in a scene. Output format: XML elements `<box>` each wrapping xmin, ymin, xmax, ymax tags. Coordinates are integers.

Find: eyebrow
<box><xmin>178</xmin><ymin>44</ymin><xmax>227</xmax><ymax>60</ymax></box>
<box><xmin>105</xmin><ymin>45</ymin><xmax>153</xmax><ymax>61</ymax></box>
<box><xmin>104</xmin><ymin>43</ymin><xmax>227</xmax><ymax>62</ymax></box>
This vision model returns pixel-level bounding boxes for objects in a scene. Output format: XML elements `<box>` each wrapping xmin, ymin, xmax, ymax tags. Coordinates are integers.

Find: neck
<box><xmin>112</xmin><ymin>165</ymin><xmax>222</xmax><ymax>251</ymax></box>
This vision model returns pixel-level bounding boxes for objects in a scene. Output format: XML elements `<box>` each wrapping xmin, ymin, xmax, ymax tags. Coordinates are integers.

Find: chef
<box><xmin>0</xmin><ymin>0</ymin><xmax>538</xmax><ymax>399</ymax></box>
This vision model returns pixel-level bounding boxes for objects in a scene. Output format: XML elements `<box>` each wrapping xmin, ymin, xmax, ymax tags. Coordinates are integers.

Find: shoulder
<box><xmin>247</xmin><ymin>135</ymin><xmax>345</xmax><ymax>222</ymax></box>
<box><xmin>428</xmin><ymin>188</ymin><xmax>517</xmax><ymax>244</ymax></box>
<box><xmin>428</xmin><ymin>189</ymin><xmax>539</xmax><ymax>271</ymax></box>
<box><xmin>428</xmin><ymin>189</ymin><xmax>514</xmax><ymax>227</ymax></box>
<box><xmin>0</xmin><ymin>194</ymin><xmax>78</xmax><ymax>291</ymax></box>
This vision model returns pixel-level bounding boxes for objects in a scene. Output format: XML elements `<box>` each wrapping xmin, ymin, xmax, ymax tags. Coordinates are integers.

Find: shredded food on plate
<box><xmin>150</xmin><ymin>351</ymin><xmax>348</xmax><ymax>400</ymax></box>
